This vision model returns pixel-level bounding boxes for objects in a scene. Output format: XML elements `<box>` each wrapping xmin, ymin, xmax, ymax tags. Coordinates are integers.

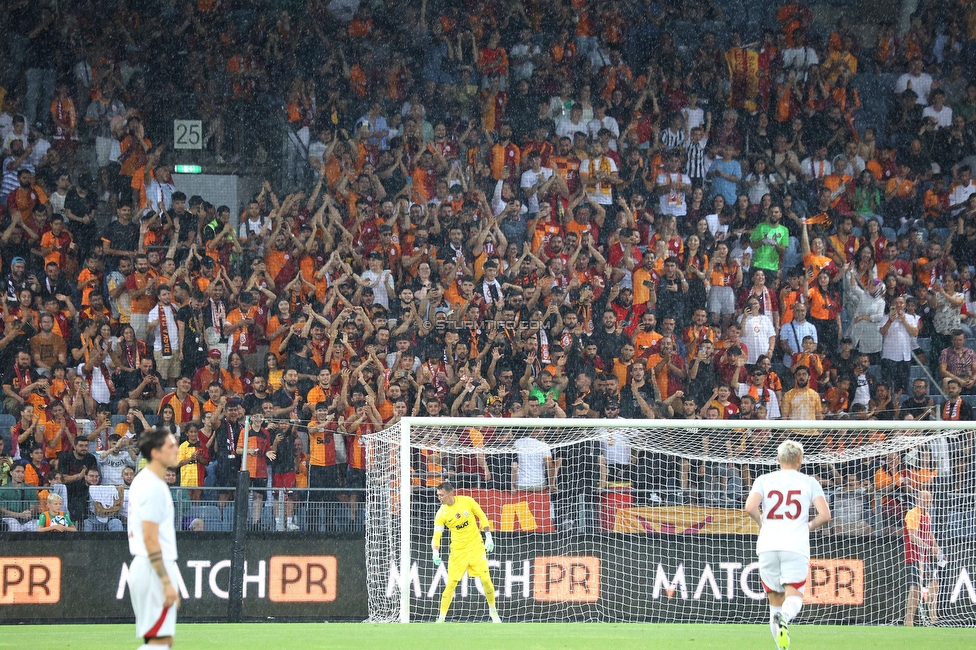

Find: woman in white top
<box><xmin>843</xmin><ymin>263</ymin><xmax>885</xmax><ymax>358</ymax></box>
<box><xmin>360</xmin><ymin>252</ymin><xmax>395</xmax><ymax>309</ymax></box>
<box><xmin>743</xmin><ymin>158</ymin><xmax>776</xmax><ymax>206</ymax></box>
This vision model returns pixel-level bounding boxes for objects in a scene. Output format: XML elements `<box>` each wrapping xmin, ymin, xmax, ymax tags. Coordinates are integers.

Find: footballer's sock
<box><xmin>440</xmin><ymin>580</ymin><xmax>459</xmax><ymax>618</ymax></box>
<box><xmin>782</xmin><ymin>595</ymin><xmax>803</xmax><ymax>622</ymax></box>
<box><xmin>769</xmin><ymin>606</ymin><xmax>783</xmax><ymax>642</ymax></box>
<box><xmin>483</xmin><ymin>578</ymin><xmax>497</xmax><ymax>609</ymax></box>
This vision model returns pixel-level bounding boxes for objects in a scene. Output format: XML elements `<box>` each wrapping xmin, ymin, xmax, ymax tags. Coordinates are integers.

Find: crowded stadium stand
<box><xmin>0</xmin><ymin>0</ymin><xmax>973</xmax><ymax>547</ymax></box>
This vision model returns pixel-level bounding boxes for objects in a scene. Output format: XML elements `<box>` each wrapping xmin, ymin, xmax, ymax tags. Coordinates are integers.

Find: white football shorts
<box><xmin>129</xmin><ymin>555</ymin><xmax>179</xmax><ymax>639</ymax></box>
<box><xmin>758</xmin><ymin>551</ymin><xmax>809</xmax><ymax>594</ymax></box>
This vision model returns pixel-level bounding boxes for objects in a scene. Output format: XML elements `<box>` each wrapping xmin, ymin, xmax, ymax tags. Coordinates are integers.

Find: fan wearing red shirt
<box><xmin>607</xmin><ymin>228</ymin><xmax>642</xmax><ymax>285</ymax></box>
<box><xmin>6</xmin><ymin>169</ymin><xmax>48</xmax><ymax>221</ymax></box>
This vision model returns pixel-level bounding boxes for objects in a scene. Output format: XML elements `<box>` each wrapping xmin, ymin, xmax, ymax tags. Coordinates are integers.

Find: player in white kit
<box><xmin>128</xmin><ymin>428</ymin><xmax>181</xmax><ymax>648</ymax></box>
<box><xmin>744</xmin><ymin>440</ymin><xmax>831</xmax><ymax>650</ymax></box>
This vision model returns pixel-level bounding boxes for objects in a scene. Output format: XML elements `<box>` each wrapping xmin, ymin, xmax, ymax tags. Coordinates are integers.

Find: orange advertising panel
<box><xmin>459</xmin><ymin>489</ymin><xmax>555</xmax><ymax>532</ymax></box>
<box><xmin>0</xmin><ymin>557</ymin><xmax>61</xmax><ymax>605</ymax></box>
<box><xmin>532</xmin><ymin>556</ymin><xmax>600</xmax><ymax>603</ymax></box>
<box><xmin>268</xmin><ymin>556</ymin><xmax>337</xmax><ymax>603</ymax></box>
<box><xmin>612</xmin><ymin>507</ymin><xmax>761</xmax><ymax>535</ymax></box>
<box><xmin>806</xmin><ymin>559</ymin><xmax>864</xmax><ymax>605</ymax></box>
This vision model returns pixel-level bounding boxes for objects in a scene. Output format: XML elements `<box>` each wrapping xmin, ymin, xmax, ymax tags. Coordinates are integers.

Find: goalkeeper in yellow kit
<box><xmin>431</xmin><ymin>481</ymin><xmax>501</xmax><ymax>623</ymax></box>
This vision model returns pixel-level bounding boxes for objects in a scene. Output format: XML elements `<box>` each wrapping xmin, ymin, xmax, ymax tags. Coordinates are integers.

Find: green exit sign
<box><xmin>174</xmin><ymin>165</ymin><xmax>202</xmax><ymax>174</ymax></box>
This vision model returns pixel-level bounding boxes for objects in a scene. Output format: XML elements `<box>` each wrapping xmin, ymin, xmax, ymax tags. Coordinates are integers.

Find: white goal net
<box><xmin>365</xmin><ymin>418</ymin><xmax>976</xmax><ymax>625</ymax></box>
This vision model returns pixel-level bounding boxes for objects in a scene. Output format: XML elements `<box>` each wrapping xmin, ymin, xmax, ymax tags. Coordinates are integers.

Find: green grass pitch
<box><xmin>1</xmin><ymin>623</ymin><xmax>974</xmax><ymax>650</ymax></box>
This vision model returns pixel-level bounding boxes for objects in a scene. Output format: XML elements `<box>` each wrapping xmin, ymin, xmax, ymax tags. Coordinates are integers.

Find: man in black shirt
<box><xmin>242</xmin><ymin>374</ymin><xmax>271</xmax><ymax>414</ymax></box>
<box><xmin>177</xmin><ymin>289</ymin><xmax>208</xmax><ymax>376</ymax></box>
<box><xmin>265</xmin><ymin>406</ymin><xmax>299</xmax><ymax>532</ymax></box>
<box><xmin>829</xmin><ymin>337</ymin><xmax>859</xmax><ymax>384</ymax></box>
<box><xmin>101</xmin><ymin>203</ymin><xmax>140</xmax><ymax>271</ymax></box>
<box><xmin>171</xmin><ymin>192</ymin><xmax>198</xmax><ymax>252</ymax></box>
<box><xmin>619</xmin><ymin>363</ymin><xmax>654</xmax><ymax>418</ymax></box>
<box><xmin>655</xmin><ymin>257</ymin><xmax>690</xmax><ymax>327</ymax></box>
<box><xmin>591</xmin><ymin>309</ymin><xmax>629</xmax><ymax>368</ymax></box>
<box><xmin>284</xmin><ymin>337</ymin><xmax>319</xmax><ymax>396</ymax></box>
<box><xmin>901</xmin><ymin>378</ymin><xmax>936</xmax><ymax>420</ymax></box>
<box><xmin>56</xmin><ymin>437</ymin><xmax>97</xmax><ymax>525</ymax></box>
<box><xmin>687</xmin><ymin>340</ymin><xmax>718</xmax><ymax>408</ymax></box>
<box><xmin>124</xmin><ymin>356</ymin><xmax>165</xmax><ymax>413</ymax></box>
<box><xmin>37</xmin><ymin>261</ymin><xmax>73</xmax><ymax>303</ymax></box>
<box><xmin>3</xmin><ymin>256</ymin><xmax>30</xmax><ymax>305</ymax></box>
<box><xmin>271</xmin><ymin>367</ymin><xmax>304</xmax><ymax>420</ymax></box>
<box><xmin>212</xmin><ymin>396</ymin><xmax>244</xmax><ymax>501</ymax></box>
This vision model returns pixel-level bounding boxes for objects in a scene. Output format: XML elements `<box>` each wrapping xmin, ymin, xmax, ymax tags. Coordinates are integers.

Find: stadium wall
<box><xmin>3</xmin><ymin>533</ymin><xmax>975</xmax><ymax>624</ymax></box>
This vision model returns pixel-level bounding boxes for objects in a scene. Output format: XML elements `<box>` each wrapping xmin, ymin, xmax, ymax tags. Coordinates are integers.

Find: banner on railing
<box><xmin>458</xmin><ymin>489</ymin><xmax>555</xmax><ymax>532</ymax></box>
<box><xmin>611</xmin><ymin>507</ymin><xmax>761</xmax><ymax>535</ymax></box>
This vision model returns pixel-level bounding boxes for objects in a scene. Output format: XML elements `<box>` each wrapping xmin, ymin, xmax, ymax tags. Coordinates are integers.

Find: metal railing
<box><xmin>4</xmin><ymin>482</ymin><xmax>974</xmax><ymax>539</ymax></box>
<box><xmin>0</xmin><ymin>485</ymin><xmax>366</xmax><ymax>534</ymax></box>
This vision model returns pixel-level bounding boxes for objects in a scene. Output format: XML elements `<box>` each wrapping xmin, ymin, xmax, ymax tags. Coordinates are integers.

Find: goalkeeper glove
<box><xmin>432</xmin><ymin>550</ymin><xmax>442</xmax><ymax>567</ymax></box>
<box><xmin>484</xmin><ymin>532</ymin><xmax>494</xmax><ymax>553</ymax></box>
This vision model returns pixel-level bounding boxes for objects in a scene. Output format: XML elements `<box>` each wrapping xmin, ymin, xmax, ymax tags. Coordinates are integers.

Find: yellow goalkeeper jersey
<box><xmin>432</xmin><ymin>495</ymin><xmax>491</xmax><ymax>553</ymax></box>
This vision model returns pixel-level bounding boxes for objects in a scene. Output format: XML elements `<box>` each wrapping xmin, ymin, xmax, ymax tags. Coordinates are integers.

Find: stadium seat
<box><xmin>112</xmin><ymin>415</ymin><xmax>127</xmax><ymax>426</ymax></box>
<box><xmin>145</xmin><ymin>414</ymin><xmax>158</xmax><ymax>426</ymax></box>
<box><xmin>190</xmin><ymin>505</ymin><xmax>224</xmax><ymax>531</ymax></box>
<box><xmin>216</xmin><ymin>505</ymin><xmax>234</xmax><ymax>532</ymax></box>
<box><xmin>0</xmin><ymin>414</ymin><xmax>14</xmax><ymax>453</ymax></box>
<box><xmin>918</xmin><ymin>338</ymin><xmax>931</xmax><ymax>353</ymax></box>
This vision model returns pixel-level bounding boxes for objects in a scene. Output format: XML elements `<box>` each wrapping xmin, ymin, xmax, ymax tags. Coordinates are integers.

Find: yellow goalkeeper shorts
<box><xmin>447</xmin><ymin>549</ymin><xmax>490</xmax><ymax>582</ymax></box>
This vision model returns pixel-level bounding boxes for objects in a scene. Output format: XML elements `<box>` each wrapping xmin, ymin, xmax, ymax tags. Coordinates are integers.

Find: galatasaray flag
<box><xmin>726</xmin><ymin>47</ymin><xmax>770</xmax><ymax>113</ymax></box>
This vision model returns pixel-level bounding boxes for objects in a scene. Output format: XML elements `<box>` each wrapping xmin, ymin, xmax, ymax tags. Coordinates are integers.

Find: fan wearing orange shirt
<box><xmin>799</xmin><ymin>219</ymin><xmax>838</xmax><ymax>285</ymax></box>
<box><xmin>124</xmin><ymin>254</ymin><xmax>158</xmax><ymax>342</ymax></box>
<box><xmin>39</xmin><ymin>215</ymin><xmax>74</xmax><ymax>269</ymax></box>
<box><xmin>344</xmin><ymin>396</ymin><xmax>383</xmax><ymax>524</ymax></box>
<box><xmin>223</xmin><ymin>292</ymin><xmax>261</xmax><ymax>363</ymax></box>
<box><xmin>644</xmin><ymin>338</ymin><xmax>686</xmax><ymax>399</ymax></box>
<box><xmin>488</xmin><ymin>123</ymin><xmax>520</xmax><ymax>184</ymax></box>
<box><xmin>791</xmin><ymin>335</ymin><xmax>826</xmax><ymax>391</ymax></box>
<box><xmin>6</xmin><ymin>169</ymin><xmax>48</xmax><ymax>221</ymax></box>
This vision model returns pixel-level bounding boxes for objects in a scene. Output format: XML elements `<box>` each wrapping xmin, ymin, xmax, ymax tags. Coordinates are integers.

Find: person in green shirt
<box><xmin>750</xmin><ymin>205</ymin><xmax>790</xmax><ymax>276</ymax></box>
<box><xmin>953</xmin><ymin>83</ymin><xmax>976</xmax><ymax>124</ymax></box>
<box><xmin>0</xmin><ymin>464</ymin><xmax>39</xmax><ymax>531</ymax></box>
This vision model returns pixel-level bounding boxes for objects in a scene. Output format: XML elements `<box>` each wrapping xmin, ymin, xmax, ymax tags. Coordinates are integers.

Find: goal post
<box><xmin>365</xmin><ymin>418</ymin><xmax>976</xmax><ymax>625</ymax></box>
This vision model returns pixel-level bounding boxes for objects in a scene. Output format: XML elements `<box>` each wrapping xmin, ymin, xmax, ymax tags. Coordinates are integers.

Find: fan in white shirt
<box><xmin>922</xmin><ymin>90</ymin><xmax>952</xmax><ymax>129</ymax></box>
<box><xmin>895</xmin><ymin>59</ymin><xmax>934</xmax><ymax>106</ymax></box>
<box><xmin>586</xmin><ymin>102</ymin><xmax>620</xmax><ymax>151</ymax></box>
<box><xmin>800</xmin><ymin>147</ymin><xmax>832</xmax><ymax>182</ymax></box>
<box><xmin>745</xmin><ymin>440</ymin><xmax>831</xmax><ymax>650</ymax></box>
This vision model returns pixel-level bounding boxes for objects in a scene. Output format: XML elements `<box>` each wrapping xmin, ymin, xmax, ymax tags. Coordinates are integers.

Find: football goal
<box><xmin>364</xmin><ymin>418</ymin><xmax>976</xmax><ymax>625</ymax></box>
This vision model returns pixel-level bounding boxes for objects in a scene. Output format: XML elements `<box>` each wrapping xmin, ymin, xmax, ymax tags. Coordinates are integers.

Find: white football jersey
<box><xmin>750</xmin><ymin>469</ymin><xmax>825</xmax><ymax>558</ymax></box>
<box><xmin>127</xmin><ymin>469</ymin><xmax>177</xmax><ymax>562</ymax></box>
